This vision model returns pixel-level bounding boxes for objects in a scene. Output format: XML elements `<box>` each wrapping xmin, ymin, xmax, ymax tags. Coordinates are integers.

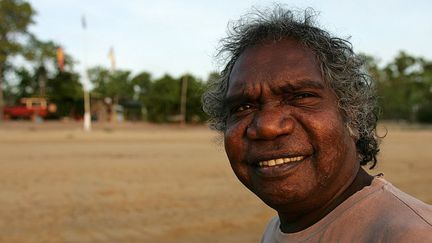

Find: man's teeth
<box><xmin>258</xmin><ymin>156</ymin><xmax>304</xmax><ymax>167</ymax></box>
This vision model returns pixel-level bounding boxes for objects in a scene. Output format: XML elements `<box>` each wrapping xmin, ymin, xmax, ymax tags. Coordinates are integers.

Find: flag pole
<box><xmin>82</xmin><ymin>14</ymin><xmax>91</xmax><ymax>131</ymax></box>
<box><xmin>109</xmin><ymin>47</ymin><xmax>116</xmax><ymax>72</ymax></box>
<box><xmin>180</xmin><ymin>75</ymin><xmax>188</xmax><ymax>126</ymax></box>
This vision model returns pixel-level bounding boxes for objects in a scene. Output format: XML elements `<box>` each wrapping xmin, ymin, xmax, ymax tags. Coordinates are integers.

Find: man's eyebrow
<box><xmin>223</xmin><ymin>79</ymin><xmax>325</xmax><ymax>106</ymax></box>
<box><xmin>223</xmin><ymin>94</ymin><xmax>254</xmax><ymax>108</ymax></box>
<box><xmin>278</xmin><ymin>79</ymin><xmax>325</xmax><ymax>92</ymax></box>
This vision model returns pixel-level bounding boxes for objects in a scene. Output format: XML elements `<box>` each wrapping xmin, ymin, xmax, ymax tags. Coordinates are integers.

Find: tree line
<box><xmin>364</xmin><ymin>53</ymin><xmax>432</xmax><ymax>123</ymax></box>
<box><xmin>1</xmin><ymin>0</ymin><xmax>432</xmax><ymax>123</ymax></box>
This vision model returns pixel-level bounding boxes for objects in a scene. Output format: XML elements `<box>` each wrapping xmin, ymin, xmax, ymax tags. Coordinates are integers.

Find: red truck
<box><xmin>3</xmin><ymin>97</ymin><xmax>56</xmax><ymax>119</ymax></box>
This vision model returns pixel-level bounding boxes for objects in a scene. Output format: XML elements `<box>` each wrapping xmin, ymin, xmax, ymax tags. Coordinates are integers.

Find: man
<box><xmin>202</xmin><ymin>6</ymin><xmax>432</xmax><ymax>242</ymax></box>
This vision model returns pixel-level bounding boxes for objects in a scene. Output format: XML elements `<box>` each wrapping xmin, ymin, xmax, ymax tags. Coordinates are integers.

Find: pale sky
<box><xmin>28</xmin><ymin>0</ymin><xmax>432</xmax><ymax>87</ymax></box>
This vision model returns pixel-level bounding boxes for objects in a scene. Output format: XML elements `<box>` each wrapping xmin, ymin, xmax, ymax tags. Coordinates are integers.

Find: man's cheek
<box><xmin>231</xmin><ymin>162</ymin><xmax>252</xmax><ymax>185</ymax></box>
<box><xmin>224</xmin><ymin>124</ymin><xmax>245</xmax><ymax>155</ymax></box>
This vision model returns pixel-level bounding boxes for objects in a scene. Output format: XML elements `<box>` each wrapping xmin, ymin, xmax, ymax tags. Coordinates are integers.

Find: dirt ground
<box><xmin>0</xmin><ymin>121</ymin><xmax>430</xmax><ymax>242</ymax></box>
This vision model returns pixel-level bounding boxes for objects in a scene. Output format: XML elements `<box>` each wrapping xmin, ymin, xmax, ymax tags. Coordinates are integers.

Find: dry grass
<box><xmin>0</xmin><ymin>121</ymin><xmax>430</xmax><ymax>242</ymax></box>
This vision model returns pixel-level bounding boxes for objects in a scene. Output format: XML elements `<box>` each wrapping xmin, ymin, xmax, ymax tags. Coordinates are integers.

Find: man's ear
<box><xmin>347</xmin><ymin>125</ymin><xmax>359</xmax><ymax>141</ymax></box>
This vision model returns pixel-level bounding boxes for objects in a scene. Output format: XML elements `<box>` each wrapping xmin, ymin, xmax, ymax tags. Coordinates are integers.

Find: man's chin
<box><xmin>246</xmin><ymin>175</ymin><xmax>317</xmax><ymax>209</ymax></box>
<box><xmin>253</xmin><ymin>188</ymin><xmax>310</xmax><ymax>211</ymax></box>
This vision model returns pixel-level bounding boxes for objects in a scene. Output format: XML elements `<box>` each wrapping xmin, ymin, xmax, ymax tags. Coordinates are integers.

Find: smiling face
<box><xmin>224</xmin><ymin>39</ymin><xmax>359</xmax><ymax>213</ymax></box>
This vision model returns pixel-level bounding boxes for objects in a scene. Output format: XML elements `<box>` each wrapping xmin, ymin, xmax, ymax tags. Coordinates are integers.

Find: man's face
<box><xmin>224</xmin><ymin>39</ymin><xmax>359</xmax><ymax>213</ymax></box>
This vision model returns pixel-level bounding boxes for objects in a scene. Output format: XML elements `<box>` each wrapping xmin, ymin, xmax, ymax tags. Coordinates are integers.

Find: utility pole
<box><xmin>0</xmin><ymin>67</ymin><xmax>3</xmax><ymax>122</ymax></box>
<box><xmin>83</xmin><ymin>89</ymin><xmax>91</xmax><ymax>130</ymax></box>
<box><xmin>82</xmin><ymin>14</ymin><xmax>91</xmax><ymax>131</ymax></box>
<box><xmin>180</xmin><ymin>75</ymin><xmax>188</xmax><ymax>126</ymax></box>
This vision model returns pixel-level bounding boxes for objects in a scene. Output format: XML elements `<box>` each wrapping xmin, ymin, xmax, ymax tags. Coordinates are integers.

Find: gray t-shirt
<box><xmin>261</xmin><ymin>176</ymin><xmax>432</xmax><ymax>243</ymax></box>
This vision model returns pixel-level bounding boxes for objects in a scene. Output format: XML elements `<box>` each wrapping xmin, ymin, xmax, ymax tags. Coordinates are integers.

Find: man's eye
<box><xmin>294</xmin><ymin>93</ymin><xmax>315</xmax><ymax>99</ymax></box>
<box><xmin>233</xmin><ymin>104</ymin><xmax>253</xmax><ymax>113</ymax></box>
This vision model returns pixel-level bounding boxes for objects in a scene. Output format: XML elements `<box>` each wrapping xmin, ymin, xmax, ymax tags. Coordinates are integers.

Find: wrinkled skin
<box><xmin>223</xmin><ymin>39</ymin><xmax>371</xmax><ymax>232</ymax></box>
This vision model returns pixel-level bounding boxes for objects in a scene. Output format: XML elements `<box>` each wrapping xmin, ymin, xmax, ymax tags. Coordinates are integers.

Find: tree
<box><xmin>46</xmin><ymin>70</ymin><xmax>83</xmax><ymax>118</ymax></box>
<box><xmin>0</xmin><ymin>0</ymin><xmax>35</xmax><ymax>121</ymax></box>
<box><xmin>24</xmin><ymin>36</ymin><xmax>62</xmax><ymax>96</ymax></box>
<box><xmin>384</xmin><ymin>52</ymin><xmax>427</xmax><ymax>121</ymax></box>
<box><xmin>181</xmin><ymin>74</ymin><xmax>207</xmax><ymax>122</ymax></box>
<box><xmin>9</xmin><ymin>37</ymin><xmax>79</xmax><ymax>119</ymax></box>
<box><xmin>366</xmin><ymin>51</ymin><xmax>432</xmax><ymax>122</ymax></box>
<box><xmin>14</xmin><ymin>67</ymin><xmax>35</xmax><ymax>99</ymax></box>
<box><xmin>129</xmin><ymin>71</ymin><xmax>152</xmax><ymax>120</ymax></box>
<box><xmin>415</xmin><ymin>58</ymin><xmax>432</xmax><ymax>123</ymax></box>
<box><xmin>131</xmin><ymin>71</ymin><xmax>152</xmax><ymax>101</ymax></box>
<box><xmin>146</xmin><ymin>74</ymin><xmax>179</xmax><ymax>122</ymax></box>
<box><xmin>89</xmin><ymin>66</ymin><xmax>142</xmax><ymax>121</ymax></box>
<box><xmin>88</xmin><ymin>66</ymin><xmax>133</xmax><ymax>100</ymax></box>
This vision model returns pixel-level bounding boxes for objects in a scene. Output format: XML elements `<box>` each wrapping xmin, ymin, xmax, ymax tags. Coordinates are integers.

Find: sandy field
<box><xmin>0</xmin><ymin>121</ymin><xmax>431</xmax><ymax>242</ymax></box>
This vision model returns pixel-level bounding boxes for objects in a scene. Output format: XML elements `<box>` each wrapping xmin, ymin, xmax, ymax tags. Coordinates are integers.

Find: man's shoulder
<box><xmin>260</xmin><ymin>177</ymin><xmax>432</xmax><ymax>242</ymax></box>
<box><xmin>371</xmin><ymin>179</ymin><xmax>432</xmax><ymax>241</ymax></box>
<box><xmin>374</xmin><ymin>178</ymin><xmax>432</xmax><ymax>226</ymax></box>
<box><xmin>380</xmin><ymin>218</ymin><xmax>432</xmax><ymax>242</ymax></box>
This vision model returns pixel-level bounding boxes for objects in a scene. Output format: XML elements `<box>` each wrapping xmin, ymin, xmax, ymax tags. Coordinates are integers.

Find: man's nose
<box><xmin>246</xmin><ymin>107</ymin><xmax>295</xmax><ymax>140</ymax></box>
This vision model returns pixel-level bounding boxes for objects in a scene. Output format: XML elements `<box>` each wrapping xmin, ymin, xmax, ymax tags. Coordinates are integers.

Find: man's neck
<box><xmin>279</xmin><ymin>168</ymin><xmax>374</xmax><ymax>233</ymax></box>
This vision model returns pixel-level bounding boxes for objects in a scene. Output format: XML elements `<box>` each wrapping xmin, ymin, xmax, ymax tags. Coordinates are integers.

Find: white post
<box><xmin>83</xmin><ymin>88</ymin><xmax>91</xmax><ymax>131</ymax></box>
<box><xmin>82</xmin><ymin>14</ymin><xmax>91</xmax><ymax>131</ymax></box>
<box><xmin>180</xmin><ymin>75</ymin><xmax>188</xmax><ymax>126</ymax></box>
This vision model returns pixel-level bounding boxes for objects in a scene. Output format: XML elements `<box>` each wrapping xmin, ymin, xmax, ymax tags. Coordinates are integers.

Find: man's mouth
<box><xmin>258</xmin><ymin>156</ymin><xmax>305</xmax><ymax>167</ymax></box>
<box><xmin>250</xmin><ymin>154</ymin><xmax>309</xmax><ymax>179</ymax></box>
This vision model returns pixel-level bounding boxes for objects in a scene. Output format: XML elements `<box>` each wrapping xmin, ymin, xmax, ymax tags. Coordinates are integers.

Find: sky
<box><xmin>28</xmin><ymin>0</ymin><xmax>432</xmax><ymax>88</ymax></box>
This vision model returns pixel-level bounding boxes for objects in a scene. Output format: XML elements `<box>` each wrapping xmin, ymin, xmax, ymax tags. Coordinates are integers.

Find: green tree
<box><xmin>181</xmin><ymin>74</ymin><xmax>207</xmax><ymax>122</ymax></box>
<box><xmin>87</xmin><ymin>66</ymin><xmax>110</xmax><ymax>97</ymax></box>
<box><xmin>14</xmin><ymin>67</ymin><xmax>35</xmax><ymax>99</ymax></box>
<box><xmin>89</xmin><ymin>66</ymin><xmax>144</xmax><ymax>120</ymax></box>
<box><xmin>10</xmin><ymin>39</ymin><xmax>78</xmax><ymax>118</ymax></box>
<box><xmin>146</xmin><ymin>74</ymin><xmax>179</xmax><ymax>122</ymax></box>
<box><xmin>415</xmin><ymin>59</ymin><xmax>432</xmax><ymax>123</ymax></box>
<box><xmin>131</xmin><ymin>71</ymin><xmax>152</xmax><ymax>100</ymax></box>
<box><xmin>88</xmin><ymin>66</ymin><xmax>132</xmax><ymax>101</ymax></box>
<box><xmin>24</xmin><ymin>37</ymin><xmax>68</xmax><ymax>97</ymax></box>
<box><xmin>108</xmin><ymin>70</ymin><xmax>133</xmax><ymax>101</ymax></box>
<box><xmin>0</xmin><ymin>0</ymin><xmax>35</xmax><ymax>120</ymax></box>
<box><xmin>368</xmin><ymin>51</ymin><xmax>432</xmax><ymax>122</ymax></box>
<box><xmin>46</xmin><ymin>70</ymin><xmax>83</xmax><ymax>118</ymax></box>
<box><xmin>130</xmin><ymin>71</ymin><xmax>152</xmax><ymax>119</ymax></box>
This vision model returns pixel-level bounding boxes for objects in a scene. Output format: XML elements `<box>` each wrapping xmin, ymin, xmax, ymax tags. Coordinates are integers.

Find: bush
<box><xmin>417</xmin><ymin>102</ymin><xmax>432</xmax><ymax>123</ymax></box>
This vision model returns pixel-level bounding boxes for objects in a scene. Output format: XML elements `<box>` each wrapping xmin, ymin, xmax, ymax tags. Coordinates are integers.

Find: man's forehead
<box><xmin>231</xmin><ymin>39</ymin><xmax>319</xmax><ymax>69</ymax></box>
<box><xmin>228</xmin><ymin>40</ymin><xmax>322</xmax><ymax>87</ymax></box>
<box><xmin>227</xmin><ymin>60</ymin><xmax>324</xmax><ymax>100</ymax></box>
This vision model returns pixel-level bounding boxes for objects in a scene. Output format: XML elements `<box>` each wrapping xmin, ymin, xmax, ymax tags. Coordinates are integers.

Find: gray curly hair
<box><xmin>202</xmin><ymin>6</ymin><xmax>379</xmax><ymax>168</ymax></box>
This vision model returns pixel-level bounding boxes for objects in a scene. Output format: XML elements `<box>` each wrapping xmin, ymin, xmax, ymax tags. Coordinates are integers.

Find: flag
<box><xmin>56</xmin><ymin>47</ymin><xmax>65</xmax><ymax>72</ymax></box>
<box><xmin>108</xmin><ymin>47</ymin><xmax>116</xmax><ymax>71</ymax></box>
<box><xmin>81</xmin><ymin>15</ymin><xmax>87</xmax><ymax>29</ymax></box>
